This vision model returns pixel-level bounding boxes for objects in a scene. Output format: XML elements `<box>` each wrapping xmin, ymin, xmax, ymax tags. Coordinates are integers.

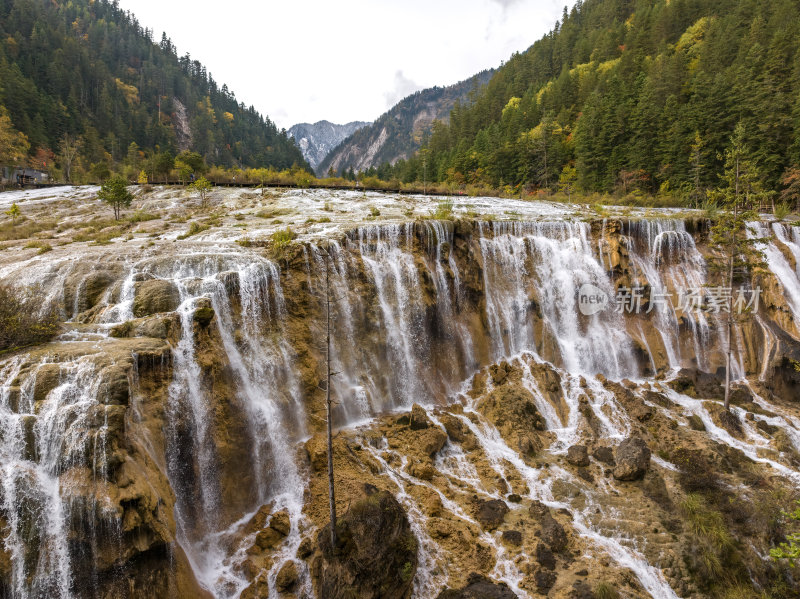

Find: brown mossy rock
<box><xmin>566</xmin><ymin>445</ymin><xmax>590</xmax><ymax>467</ymax></box>
<box><xmin>473</xmin><ymin>498</ymin><xmax>509</xmax><ymax>530</ymax></box>
<box><xmin>476</xmin><ymin>377</ymin><xmax>545</xmax><ymax>459</ymax></box>
<box><xmin>613</xmin><ymin>437</ymin><xmax>651</xmax><ymax>481</ymax></box>
<box><xmin>591</xmin><ymin>446</ymin><xmax>615</xmax><ymax>465</ymax></box>
<box><xmin>395</xmin><ymin>403</ymin><xmax>432</xmax><ymax>430</ymax></box>
<box><xmin>528</xmin><ymin>501</ymin><xmax>567</xmax><ymax>552</ymax></box>
<box><xmin>275</xmin><ymin>560</ymin><xmax>299</xmax><ymax>592</ymax></box>
<box><xmin>192</xmin><ymin>297</ymin><xmax>215</xmax><ymax>327</ymax></box>
<box><xmin>667</xmin><ymin>368</ymin><xmax>724</xmax><ymax>400</ymax></box>
<box><xmin>132</xmin><ymin>279</ymin><xmax>180</xmax><ymax>317</ymax></box>
<box><xmin>80</xmin><ymin>269</ymin><xmax>117</xmax><ymax>311</ymax></box>
<box><xmin>312</xmin><ymin>488</ymin><xmax>417</xmax><ymax>599</ymax></box>
<box><xmin>436</xmin><ymin>572</ymin><xmax>518</xmax><ymax>598</ymax></box>
<box><xmin>705</xmin><ymin>402</ymin><xmax>744</xmax><ymax>438</ymax></box>
<box><xmin>439</xmin><ymin>412</ymin><xmax>469</xmax><ymax>442</ymax></box>
<box><xmin>387</xmin><ymin>410</ymin><xmax>448</xmax><ymax>461</ymax></box>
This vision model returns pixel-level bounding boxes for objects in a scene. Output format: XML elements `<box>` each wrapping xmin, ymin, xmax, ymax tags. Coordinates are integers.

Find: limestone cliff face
<box><xmin>1</xmin><ymin>197</ymin><xmax>800</xmax><ymax>599</ymax></box>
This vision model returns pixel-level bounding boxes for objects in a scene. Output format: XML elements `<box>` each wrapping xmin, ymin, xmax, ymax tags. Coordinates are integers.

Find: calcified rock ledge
<box><xmin>0</xmin><ymin>186</ymin><xmax>799</xmax><ymax>599</ymax></box>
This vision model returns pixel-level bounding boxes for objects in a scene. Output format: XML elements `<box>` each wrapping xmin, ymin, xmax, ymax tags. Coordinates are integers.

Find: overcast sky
<box><xmin>118</xmin><ymin>0</ymin><xmax>567</xmax><ymax>129</ymax></box>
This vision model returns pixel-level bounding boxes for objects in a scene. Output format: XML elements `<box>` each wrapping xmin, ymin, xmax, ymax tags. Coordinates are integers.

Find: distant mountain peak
<box><xmin>288</xmin><ymin>121</ymin><xmax>370</xmax><ymax>171</ymax></box>
<box><xmin>317</xmin><ymin>69</ymin><xmax>494</xmax><ymax>176</ymax></box>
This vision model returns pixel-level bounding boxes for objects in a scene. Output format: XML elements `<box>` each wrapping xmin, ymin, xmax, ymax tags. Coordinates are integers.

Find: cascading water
<box><xmin>478</xmin><ymin>221</ymin><xmax>635</xmax><ymax>377</ymax></box>
<box><xmin>2</xmin><ymin>198</ymin><xmax>800</xmax><ymax>599</ymax></box>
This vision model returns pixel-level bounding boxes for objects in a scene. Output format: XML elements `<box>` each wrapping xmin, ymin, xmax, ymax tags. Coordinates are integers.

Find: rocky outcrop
<box><xmin>613</xmin><ymin>437</ymin><xmax>651</xmax><ymax>481</ymax></box>
<box><xmin>436</xmin><ymin>573</ymin><xmax>518</xmax><ymax>598</ymax></box>
<box><xmin>566</xmin><ymin>445</ymin><xmax>590</xmax><ymax>467</ymax></box>
<box><xmin>474</xmin><ymin>499</ymin><xmax>509</xmax><ymax>530</ymax></box>
<box><xmin>311</xmin><ymin>487</ymin><xmax>418</xmax><ymax>599</ymax></box>
<box><xmin>132</xmin><ymin>279</ymin><xmax>180</xmax><ymax>317</ymax></box>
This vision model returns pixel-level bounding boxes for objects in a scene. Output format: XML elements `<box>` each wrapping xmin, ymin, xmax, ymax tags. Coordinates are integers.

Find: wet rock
<box><xmin>756</xmin><ymin>420</ymin><xmax>779</xmax><ymax>436</ymax></box>
<box><xmin>193</xmin><ymin>297</ymin><xmax>215</xmax><ymax>327</ymax></box>
<box><xmin>529</xmin><ymin>501</ymin><xmax>568</xmax><ymax>552</ymax></box>
<box><xmin>270</xmin><ymin>510</ymin><xmax>291</xmax><ymax>536</ymax></box>
<box><xmin>409</xmin><ymin>459</ymin><xmax>435</xmax><ymax>481</ymax></box>
<box><xmin>98</xmin><ymin>363</ymin><xmax>130</xmax><ymax>405</ymax></box>
<box><xmin>613</xmin><ymin>437</ymin><xmax>651</xmax><ymax>481</ymax></box>
<box><xmin>668</xmin><ymin>368</ymin><xmax>723</xmax><ymax>399</ymax></box>
<box><xmin>534</xmin><ymin>569</ymin><xmax>557</xmax><ymax>593</ymax></box>
<box><xmin>592</xmin><ymin>446</ymin><xmax>615</xmax><ymax>465</ymax></box>
<box><xmin>474</xmin><ymin>499</ymin><xmax>509</xmax><ymax>530</ymax></box>
<box><xmin>312</xmin><ymin>490</ymin><xmax>417</xmax><ymax>599</ymax></box>
<box><xmin>275</xmin><ymin>560</ymin><xmax>298</xmax><ymax>592</ymax></box>
<box><xmin>477</xmin><ymin>380</ymin><xmax>545</xmax><ymax>460</ymax></box>
<box><xmin>540</xmin><ymin>514</ymin><xmax>568</xmax><ymax>552</ymax></box>
<box><xmin>297</xmin><ymin>537</ymin><xmax>313</xmax><ymax>559</ymax></box>
<box><xmin>643</xmin><ymin>390</ymin><xmax>677</xmax><ymax>408</ymax></box>
<box><xmin>416</xmin><ymin>427</ymin><xmax>448</xmax><ymax>458</ymax></box>
<box><xmin>409</xmin><ymin>403</ymin><xmax>431</xmax><ymax>430</ymax></box>
<box><xmin>80</xmin><ymin>270</ymin><xmax>117</xmax><ymax>311</ymax></box>
<box><xmin>436</xmin><ymin>572</ymin><xmax>518</xmax><ymax>598</ymax></box>
<box><xmin>132</xmin><ymin>279</ymin><xmax>180</xmax><ymax>317</ymax></box>
<box><xmin>241</xmin><ymin>573</ymin><xmax>270</xmax><ymax>599</ymax></box>
<box><xmin>439</xmin><ymin>413</ymin><xmax>467</xmax><ymax>442</ymax></box>
<box><xmin>32</xmin><ymin>363</ymin><xmax>62</xmax><ymax>404</ymax></box>
<box><xmin>566</xmin><ymin>445</ymin><xmax>590</xmax><ymax>467</ymax></box>
<box><xmin>535</xmin><ymin>543</ymin><xmax>556</xmax><ymax>570</ymax></box>
<box><xmin>501</xmin><ymin>530</ymin><xmax>522</xmax><ymax>546</ymax></box>
<box><xmin>489</xmin><ymin>361</ymin><xmax>512</xmax><ymax>385</ymax></box>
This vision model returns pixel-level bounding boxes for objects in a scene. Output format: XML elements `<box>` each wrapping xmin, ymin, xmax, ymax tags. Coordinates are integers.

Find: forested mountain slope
<box><xmin>318</xmin><ymin>69</ymin><xmax>493</xmax><ymax>177</ymax></box>
<box><xmin>0</xmin><ymin>0</ymin><xmax>307</xmax><ymax>178</ymax></box>
<box><xmin>385</xmin><ymin>0</ymin><xmax>800</xmax><ymax>197</ymax></box>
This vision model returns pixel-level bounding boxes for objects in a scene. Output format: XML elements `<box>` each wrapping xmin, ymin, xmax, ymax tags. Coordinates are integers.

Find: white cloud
<box><xmin>489</xmin><ymin>0</ymin><xmax>522</xmax><ymax>9</ymax></box>
<box><xmin>383</xmin><ymin>70</ymin><xmax>424</xmax><ymax>109</ymax></box>
<box><xmin>118</xmin><ymin>0</ymin><xmax>569</xmax><ymax>128</ymax></box>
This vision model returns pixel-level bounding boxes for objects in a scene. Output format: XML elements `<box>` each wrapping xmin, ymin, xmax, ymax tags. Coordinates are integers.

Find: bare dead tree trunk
<box><xmin>325</xmin><ymin>257</ymin><xmax>337</xmax><ymax>550</ymax></box>
<box><xmin>724</xmin><ymin>161</ymin><xmax>740</xmax><ymax>412</ymax></box>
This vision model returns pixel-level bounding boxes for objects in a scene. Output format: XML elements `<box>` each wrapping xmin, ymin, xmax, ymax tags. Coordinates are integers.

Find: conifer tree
<box><xmin>708</xmin><ymin>123</ymin><xmax>765</xmax><ymax>411</ymax></box>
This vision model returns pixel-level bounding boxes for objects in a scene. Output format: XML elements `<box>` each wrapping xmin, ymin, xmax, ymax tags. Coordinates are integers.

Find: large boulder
<box><xmin>312</xmin><ymin>488</ymin><xmax>418</xmax><ymax>599</ymax></box>
<box><xmin>566</xmin><ymin>445</ymin><xmax>590</xmax><ymax>467</ymax></box>
<box><xmin>436</xmin><ymin>573</ymin><xmax>518</xmax><ymax>598</ymax></box>
<box><xmin>612</xmin><ymin>437</ymin><xmax>651</xmax><ymax>481</ymax></box>
<box><xmin>80</xmin><ymin>270</ymin><xmax>117</xmax><ymax>311</ymax></box>
<box><xmin>132</xmin><ymin>279</ymin><xmax>180</xmax><ymax>317</ymax></box>
<box><xmin>474</xmin><ymin>499</ymin><xmax>509</xmax><ymax>531</ymax></box>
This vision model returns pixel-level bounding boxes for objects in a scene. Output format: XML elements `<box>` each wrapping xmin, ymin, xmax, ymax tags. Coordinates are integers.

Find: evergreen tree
<box><xmin>707</xmin><ymin>123</ymin><xmax>765</xmax><ymax>411</ymax></box>
<box><xmin>98</xmin><ymin>175</ymin><xmax>134</xmax><ymax>220</ymax></box>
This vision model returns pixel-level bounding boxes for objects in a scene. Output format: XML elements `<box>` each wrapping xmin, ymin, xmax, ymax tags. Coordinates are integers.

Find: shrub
<box><xmin>774</xmin><ymin>202</ymin><xmax>792</xmax><ymax>220</ymax></box>
<box><xmin>127</xmin><ymin>211</ymin><xmax>159</xmax><ymax>223</ymax></box>
<box><xmin>271</xmin><ymin>228</ymin><xmax>296</xmax><ymax>258</ymax></box>
<box><xmin>431</xmin><ymin>200</ymin><xmax>453</xmax><ymax>220</ymax></box>
<box><xmin>177</xmin><ymin>221</ymin><xmax>210</xmax><ymax>240</ymax></box>
<box><xmin>0</xmin><ymin>284</ymin><xmax>60</xmax><ymax>351</ymax></box>
<box><xmin>771</xmin><ymin>500</ymin><xmax>800</xmax><ymax>566</ymax></box>
<box><xmin>23</xmin><ymin>240</ymin><xmax>52</xmax><ymax>254</ymax></box>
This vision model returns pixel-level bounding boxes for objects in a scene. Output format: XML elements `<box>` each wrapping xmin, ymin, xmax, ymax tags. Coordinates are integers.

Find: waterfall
<box><xmin>478</xmin><ymin>221</ymin><xmax>635</xmax><ymax>377</ymax></box>
<box><xmin>2</xmin><ymin>205</ymin><xmax>800</xmax><ymax>599</ymax></box>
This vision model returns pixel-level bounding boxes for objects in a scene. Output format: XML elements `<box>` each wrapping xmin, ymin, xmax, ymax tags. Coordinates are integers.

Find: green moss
<box><xmin>594</xmin><ymin>583</ymin><xmax>619</xmax><ymax>599</ymax></box>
